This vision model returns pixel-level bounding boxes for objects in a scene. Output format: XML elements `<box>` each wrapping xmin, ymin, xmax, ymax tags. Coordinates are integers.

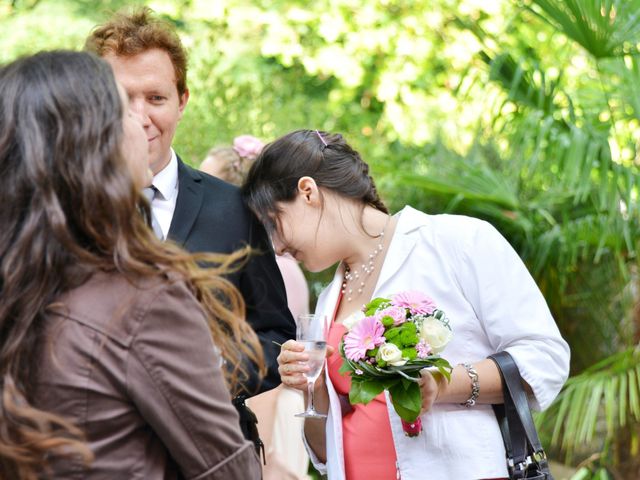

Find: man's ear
<box><xmin>177</xmin><ymin>89</ymin><xmax>189</xmax><ymax>120</ymax></box>
<box><xmin>297</xmin><ymin>176</ymin><xmax>319</xmax><ymax>204</ymax></box>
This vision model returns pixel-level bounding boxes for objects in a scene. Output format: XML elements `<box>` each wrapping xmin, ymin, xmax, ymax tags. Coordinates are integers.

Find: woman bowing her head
<box><xmin>242</xmin><ymin>129</ymin><xmax>569</xmax><ymax>480</ymax></box>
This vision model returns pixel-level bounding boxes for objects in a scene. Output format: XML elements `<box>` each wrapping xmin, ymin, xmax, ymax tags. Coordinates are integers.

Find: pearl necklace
<box><xmin>341</xmin><ymin>217</ymin><xmax>390</xmax><ymax>302</ymax></box>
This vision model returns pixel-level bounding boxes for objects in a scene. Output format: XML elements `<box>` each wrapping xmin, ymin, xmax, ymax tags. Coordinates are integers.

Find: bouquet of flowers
<box><xmin>338</xmin><ymin>291</ymin><xmax>453</xmax><ymax>436</ymax></box>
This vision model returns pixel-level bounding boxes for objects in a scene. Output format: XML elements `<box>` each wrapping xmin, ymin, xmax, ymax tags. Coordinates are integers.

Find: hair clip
<box><xmin>315</xmin><ymin>129</ymin><xmax>328</xmax><ymax>147</ymax></box>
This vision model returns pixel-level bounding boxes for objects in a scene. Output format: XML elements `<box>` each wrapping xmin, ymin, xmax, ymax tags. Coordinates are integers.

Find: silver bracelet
<box><xmin>459</xmin><ymin>363</ymin><xmax>479</xmax><ymax>407</ymax></box>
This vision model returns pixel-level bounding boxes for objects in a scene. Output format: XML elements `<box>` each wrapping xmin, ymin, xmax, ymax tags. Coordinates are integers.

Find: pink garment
<box><xmin>275</xmin><ymin>253</ymin><xmax>309</xmax><ymax>318</ymax></box>
<box><xmin>249</xmin><ymin>253</ymin><xmax>310</xmax><ymax>479</ymax></box>
<box><xmin>327</xmin><ymin>322</ymin><xmax>398</xmax><ymax>480</ymax></box>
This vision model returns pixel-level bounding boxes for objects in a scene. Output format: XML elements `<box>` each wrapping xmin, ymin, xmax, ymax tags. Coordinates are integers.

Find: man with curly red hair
<box><xmin>85</xmin><ymin>7</ymin><xmax>296</xmax><ymax>449</ymax></box>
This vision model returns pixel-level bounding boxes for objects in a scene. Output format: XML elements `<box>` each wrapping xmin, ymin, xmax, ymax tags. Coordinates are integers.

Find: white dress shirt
<box><xmin>150</xmin><ymin>149</ymin><xmax>179</xmax><ymax>239</ymax></box>
<box><xmin>306</xmin><ymin>206</ymin><xmax>570</xmax><ymax>479</ymax></box>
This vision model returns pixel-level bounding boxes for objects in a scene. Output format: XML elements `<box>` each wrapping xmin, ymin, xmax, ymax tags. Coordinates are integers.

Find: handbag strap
<box><xmin>489</xmin><ymin>351</ymin><xmax>551</xmax><ymax>479</ymax></box>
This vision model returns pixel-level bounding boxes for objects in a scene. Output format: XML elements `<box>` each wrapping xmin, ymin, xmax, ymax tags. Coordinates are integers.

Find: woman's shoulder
<box><xmin>398</xmin><ymin>205</ymin><xmax>497</xmax><ymax>243</ymax></box>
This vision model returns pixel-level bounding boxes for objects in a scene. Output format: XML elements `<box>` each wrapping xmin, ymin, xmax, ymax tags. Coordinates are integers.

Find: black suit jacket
<box><xmin>168</xmin><ymin>158</ymin><xmax>295</xmax><ymax>395</ymax></box>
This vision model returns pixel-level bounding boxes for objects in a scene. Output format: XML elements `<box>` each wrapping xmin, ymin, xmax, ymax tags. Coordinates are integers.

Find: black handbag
<box><xmin>232</xmin><ymin>394</ymin><xmax>265</xmax><ymax>464</ymax></box>
<box><xmin>488</xmin><ymin>352</ymin><xmax>554</xmax><ymax>480</ymax></box>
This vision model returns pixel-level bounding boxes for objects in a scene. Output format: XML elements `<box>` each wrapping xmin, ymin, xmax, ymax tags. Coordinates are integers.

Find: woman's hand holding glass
<box><xmin>277</xmin><ymin>340</ymin><xmax>314</xmax><ymax>391</ymax></box>
<box><xmin>278</xmin><ymin>314</ymin><xmax>333</xmax><ymax>419</ymax></box>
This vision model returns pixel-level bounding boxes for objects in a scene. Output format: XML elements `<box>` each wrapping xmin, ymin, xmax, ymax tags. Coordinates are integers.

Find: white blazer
<box><xmin>306</xmin><ymin>206</ymin><xmax>570</xmax><ymax>480</ymax></box>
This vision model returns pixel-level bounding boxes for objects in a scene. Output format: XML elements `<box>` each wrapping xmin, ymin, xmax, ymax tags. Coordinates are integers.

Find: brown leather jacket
<box><xmin>33</xmin><ymin>271</ymin><xmax>261</xmax><ymax>479</ymax></box>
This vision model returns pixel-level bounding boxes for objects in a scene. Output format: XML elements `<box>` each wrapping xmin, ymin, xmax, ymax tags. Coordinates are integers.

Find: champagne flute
<box><xmin>295</xmin><ymin>314</ymin><xmax>327</xmax><ymax>419</ymax></box>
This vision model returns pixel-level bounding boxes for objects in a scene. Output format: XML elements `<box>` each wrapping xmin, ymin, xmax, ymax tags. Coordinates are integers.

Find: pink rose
<box><xmin>376</xmin><ymin>306</ymin><xmax>407</xmax><ymax>326</ymax></box>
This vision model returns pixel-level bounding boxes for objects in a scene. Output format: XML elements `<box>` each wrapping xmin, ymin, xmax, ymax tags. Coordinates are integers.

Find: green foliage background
<box><xmin>2</xmin><ymin>0</ymin><xmax>640</xmax><ymax>477</ymax></box>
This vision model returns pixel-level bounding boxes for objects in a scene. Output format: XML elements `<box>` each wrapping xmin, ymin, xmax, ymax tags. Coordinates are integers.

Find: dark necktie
<box><xmin>142</xmin><ymin>186</ymin><xmax>164</xmax><ymax>240</ymax></box>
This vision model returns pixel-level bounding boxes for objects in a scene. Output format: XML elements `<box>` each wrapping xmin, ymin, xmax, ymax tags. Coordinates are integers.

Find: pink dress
<box><xmin>275</xmin><ymin>253</ymin><xmax>309</xmax><ymax>319</ymax></box>
<box><xmin>327</xmin><ymin>321</ymin><xmax>398</xmax><ymax>479</ymax></box>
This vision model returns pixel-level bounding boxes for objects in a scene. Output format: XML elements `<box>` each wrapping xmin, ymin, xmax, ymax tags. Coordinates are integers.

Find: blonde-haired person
<box><xmin>200</xmin><ymin>135</ymin><xmax>264</xmax><ymax>185</ymax></box>
<box><xmin>200</xmin><ymin>135</ymin><xmax>311</xmax><ymax>480</ymax></box>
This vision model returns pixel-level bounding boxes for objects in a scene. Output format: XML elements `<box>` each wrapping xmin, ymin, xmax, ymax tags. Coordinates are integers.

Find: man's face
<box><xmin>104</xmin><ymin>48</ymin><xmax>189</xmax><ymax>175</ymax></box>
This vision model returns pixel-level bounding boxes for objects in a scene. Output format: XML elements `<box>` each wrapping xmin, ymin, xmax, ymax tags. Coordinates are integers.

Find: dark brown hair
<box><xmin>241</xmin><ymin>129</ymin><xmax>388</xmax><ymax>232</ymax></box>
<box><xmin>0</xmin><ymin>50</ymin><xmax>262</xmax><ymax>479</ymax></box>
<box><xmin>85</xmin><ymin>6</ymin><xmax>188</xmax><ymax>96</ymax></box>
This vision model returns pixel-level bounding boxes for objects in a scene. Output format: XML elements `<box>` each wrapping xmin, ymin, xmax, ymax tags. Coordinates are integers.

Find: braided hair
<box><xmin>241</xmin><ymin>129</ymin><xmax>387</xmax><ymax>234</ymax></box>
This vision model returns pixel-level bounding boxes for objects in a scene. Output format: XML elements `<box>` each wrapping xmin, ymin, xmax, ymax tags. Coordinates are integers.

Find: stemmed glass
<box><xmin>295</xmin><ymin>314</ymin><xmax>327</xmax><ymax>419</ymax></box>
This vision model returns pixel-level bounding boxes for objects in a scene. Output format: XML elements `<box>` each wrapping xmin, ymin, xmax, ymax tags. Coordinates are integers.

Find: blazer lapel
<box><xmin>373</xmin><ymin>206</ymin><xmax>419</xmax><ymax>294</ymax></box>
<box><xmin>317</xmin><ymin>207</ymin><xmax>424</xmax><ymax>324</ymax></box>
<box><xmin>315</xmin><ymin>266</ymin><xmax>347</xmax><ymax>335</ymax></box>
<box><xmin>168</xmin><ymin>157</ymin><xmax>204</xmax><ymax>244</ymax></box>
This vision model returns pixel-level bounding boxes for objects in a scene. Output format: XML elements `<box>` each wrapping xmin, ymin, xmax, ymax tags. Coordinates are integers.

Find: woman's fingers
<box><xmin>282</xmin><ymin>339</ymin><xmax>304</xmax><ymax>351</ymax></box>
<box><xmin>277</xmin><ymin>340</ymin><xmax>308</xmax><ymax>365</ymax></box>
<box><xmin>419</xmin><ymin>368</ymin><xmax>444</xmax><ymax>414</ymax></box>
<box><xmin>277</xmin><ymin>340</ymin><xmax>311</xmax><ymax>390</ymax></box>
<box><xmin>280</xmin><ymin>361</ymin><xmax>309</xmax><ymax>375</ymax></box>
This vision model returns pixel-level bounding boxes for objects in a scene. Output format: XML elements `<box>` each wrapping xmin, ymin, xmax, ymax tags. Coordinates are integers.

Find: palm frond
<box><xmin>536</xmin><ymin>347</ymin><xmax>640</xmax><ymax>461</ymax></box>
<box><xmin>480</xmin><ymin>50</ymin><xmax>560</xmax><ymax>113</ymax></box>
<box><xmin>617</xmin><ymin>54</ymin><xmax>640</xmax><ymax>122</ymax></box>
<box><xmin>527</xmin><ymin>0</ymin><xmax>640</xmax><ymax>58</ymax></box>
<box><xmin>387</xmin><ymin>163</ymin><xmax>519</xmax><ymax>211</ymax></box>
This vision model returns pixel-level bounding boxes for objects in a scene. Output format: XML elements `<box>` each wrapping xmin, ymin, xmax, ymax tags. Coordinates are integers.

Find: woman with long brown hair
<box><xmin>0</xmin><ymin>50</ymin><xmax>262</xmax><ymax>479</ymax></box>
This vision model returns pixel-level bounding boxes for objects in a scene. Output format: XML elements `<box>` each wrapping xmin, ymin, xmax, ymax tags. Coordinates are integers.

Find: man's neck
<box><xmin>153</xmin><ymin>151</ymin><xmax>174</xmax><ymax>176</ymax></box>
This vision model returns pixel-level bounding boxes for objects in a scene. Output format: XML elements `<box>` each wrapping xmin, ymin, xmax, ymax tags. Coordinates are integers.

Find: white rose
<box><xmin>418</xmin><ymin>317</ymin><xmax>453</xmax><ymax>354</ymax></box>
<box><xmin>343</xmin><ymin>310</ymin><xmax>365</xmax><ymax>331</ymax></box>
<box><xmin>378</xmin><ymin>343</ymin><xmax>407</xmax><ymax>366</ymax></box>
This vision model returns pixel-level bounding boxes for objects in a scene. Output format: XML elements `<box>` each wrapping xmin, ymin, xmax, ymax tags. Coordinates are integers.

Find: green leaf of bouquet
<box><xmin>338</xmin><ymin>361</ymin><xmax>352</xmax><ymax>375</ymax></box>
<box><xmin>350</xmin><ymin>379</ymin><xmax>385</xmax><ymax>405</ymax></box>
<box><xmin>400</xmin><ymin>377</ymin><xmax>414</xmax><ymax>390</ymax></box>
<box><xmin>428</xmin><ymin>357</ymin><xmax>454</xmax><ymax>381</ymax></box>
<box><xmin>388</xmin><ymin>382</ymin><xmax>421</xmax><ymax>421</ymax></box>
<box><xmin>364</xmin><ymin>297</ymin><xmax>389</xmax><ymax>316</ymax></box>
<box><xmin>437</xmin><ymin>366</ymin><xmax>452</xmax><ymax>382</ymax></box>
<box><xmin>356</xmin><ymin>361</ymin><xmax>382</xmax><ymax>375</ymax></box>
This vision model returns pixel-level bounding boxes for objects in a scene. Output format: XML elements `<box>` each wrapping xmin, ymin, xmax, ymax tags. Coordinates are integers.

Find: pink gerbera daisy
<box><xmin>343</xmin><ymin>316</ymin><xmax>386</xmax><ymax>361</ymax></box>
<box><xmin>391</xmin><ymin>291</ymin><xmax>437</xmax><ymax>315</ymax></box>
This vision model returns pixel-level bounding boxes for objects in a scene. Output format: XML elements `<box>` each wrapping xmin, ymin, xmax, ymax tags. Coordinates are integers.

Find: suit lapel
<box><xmin>168</xmin><ymin>157</ymin><xmax>204</xmax><ymax>244</ymax></box>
